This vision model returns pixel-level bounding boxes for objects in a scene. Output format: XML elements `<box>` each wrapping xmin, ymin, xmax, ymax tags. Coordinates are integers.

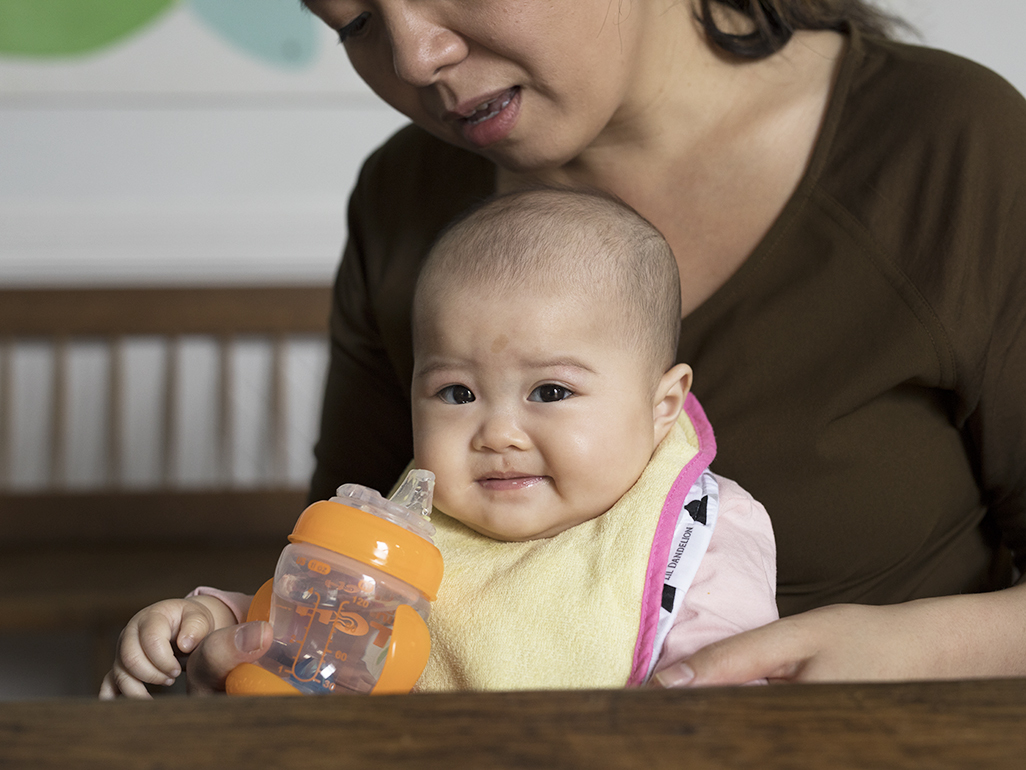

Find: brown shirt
<box><xmin>311</xmin><ymin>31</ymin><xmax>1026</xmax><ymax>617</ymax></box>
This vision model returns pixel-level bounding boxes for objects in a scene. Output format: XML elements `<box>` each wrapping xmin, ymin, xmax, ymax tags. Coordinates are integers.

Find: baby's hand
<box><xmin>99</xmin><ymin>595</ymin><xmax>235</xmax><ymax>699</ymax></box>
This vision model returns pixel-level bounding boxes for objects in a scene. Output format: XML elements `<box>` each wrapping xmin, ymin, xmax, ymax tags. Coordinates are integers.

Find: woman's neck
<box><xmin>498</xmin><ymin>24</ymin><xmax>846</xmax><ymax>316</ymax></box>
<box><xmin>498</xmin><ymin>5</ymin><xmax>726</xmax><ymax>188</ymax></box>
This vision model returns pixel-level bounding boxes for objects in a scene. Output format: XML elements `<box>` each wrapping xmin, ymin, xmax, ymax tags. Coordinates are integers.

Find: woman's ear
<box><xmin>652</xmin><ymin>363</ymin><xmax>692</xmax><ymax>446</ymax></box>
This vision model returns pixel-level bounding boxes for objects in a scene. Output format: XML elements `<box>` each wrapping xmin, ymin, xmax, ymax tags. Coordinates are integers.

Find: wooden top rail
<box><xmin>0</xmin><ymin>489</ymin><xmax>306</xmax><ymax>546</ymax></box>
<box><xmin>0</xmin><ymin>285</ymin><xmax>333</xmax><ymax>337</ymax></box>
<box><xmin>2</xmin><ymin>679</ymin><xmax>1026</xmax><ymax>769</ymax></box>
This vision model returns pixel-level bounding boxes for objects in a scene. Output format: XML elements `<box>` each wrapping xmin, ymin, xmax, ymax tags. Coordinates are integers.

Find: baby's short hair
<box><xmin>414</xmin><ymin>187</ymin><xmax>682</xmax><ymax>373</ymax></box>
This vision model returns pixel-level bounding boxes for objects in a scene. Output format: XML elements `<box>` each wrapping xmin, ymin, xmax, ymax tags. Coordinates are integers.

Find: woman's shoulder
<box><xmin>808</xmin><ymin>35</ymin><xmax>1026</xmax><ymax>388</ymax></box>
<box><xmin>820</xmin><ymin>33</ymin><xmax>1026</xmax><ymax>250</ymax></box>
<box><xmin>828</xmin><ymin>34</ymin><xmax>1026</xmax><ymax>186</ymax></box>
<box><xmin>851</xmin><ymin>34</ymin><xmax>1026</xmax><ymax>126</ymax></box>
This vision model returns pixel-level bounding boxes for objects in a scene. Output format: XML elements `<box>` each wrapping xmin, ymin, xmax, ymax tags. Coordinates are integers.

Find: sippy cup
<box><xmin>226</xmin><ymin>469</ymin><xmax>443</xmax><ymax>696</ymax></box>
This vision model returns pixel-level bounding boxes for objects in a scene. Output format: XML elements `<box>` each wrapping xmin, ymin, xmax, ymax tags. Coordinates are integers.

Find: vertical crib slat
<box><xmin>162</xmin><ymin>335</ymin><xmax>180</xmax><ymax>487</ymax></box>
<box><xmin>0</xmin><ymin>337</ymin><xmax>11</xmax><ymax>487</ymax></box>
<box><xmin>218</xmin><ymin>334</ymin><xmax>234</xmax><ymax>487</ymax></box>
<box><xmin>269</xmin><ymin>334</ymin><xmax>288</xmax><ymax>487</ymax></box>
<box><xmin>51</xmin><ymin>337</ymin><xmax>69</xmax><ymax>490</ymax></box>
<box><xmin>107</xmin><ymin>336</ymin><xmax>124</xmax><ymax>488</ymax></box>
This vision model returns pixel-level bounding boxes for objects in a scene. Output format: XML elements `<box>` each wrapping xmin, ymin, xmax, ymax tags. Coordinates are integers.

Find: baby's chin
<box><xmin>438</xmin><ymin>505</ymin><xmax>604</xmax><ymax>542</ymax></box>
<box><xmin>430</xmin><ymin>503</ymin><xmax>549</xmax><ymax>541</ymax></box>
<box><xmin>449</xmin><ymin>516</ymin><xmax>542</xmax><ymax>542</ymax></box>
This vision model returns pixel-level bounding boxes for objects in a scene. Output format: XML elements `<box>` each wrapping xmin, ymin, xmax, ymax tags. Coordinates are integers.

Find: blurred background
<box><xmin>0</xmin><ymin>0</ymin><xmax>1024</xmax><ymax>699</ymax></box>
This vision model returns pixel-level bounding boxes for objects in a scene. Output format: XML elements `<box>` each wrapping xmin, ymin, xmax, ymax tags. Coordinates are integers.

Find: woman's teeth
<box><xmin>466</xmin><ymin>89</ymin><xmax>515</xmax><ymax>125</ymax></box>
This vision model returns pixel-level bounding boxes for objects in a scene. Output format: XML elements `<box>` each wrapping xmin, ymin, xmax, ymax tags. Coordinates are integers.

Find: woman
<box><xmin>108</xmin><ymin>0</ymin><xmax>1026</xmax><ymax>695</ymax></box>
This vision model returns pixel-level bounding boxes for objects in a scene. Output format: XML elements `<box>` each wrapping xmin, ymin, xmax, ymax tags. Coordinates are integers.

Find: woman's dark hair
<box><xmin>698</xmin><ymin>0</ymin><xmax>907</xmax><ymax>59</ymax></box>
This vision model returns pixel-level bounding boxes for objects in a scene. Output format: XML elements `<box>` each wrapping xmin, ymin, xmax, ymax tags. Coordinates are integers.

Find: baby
<box><xmin>102</xmin><ymin>188</ymin><xmax>777</xmax><ymax>696</ymax></box>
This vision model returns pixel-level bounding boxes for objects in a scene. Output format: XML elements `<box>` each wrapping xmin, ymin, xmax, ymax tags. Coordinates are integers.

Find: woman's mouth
<box><xmin>465</xmin><ymin>88</ymin><xmax>517</xmax><ymax>125</ymax></box>
<box><xmin>456</xmin><ymin>87</ymin><xmax>521</xmax><ymax>148</ymax></box>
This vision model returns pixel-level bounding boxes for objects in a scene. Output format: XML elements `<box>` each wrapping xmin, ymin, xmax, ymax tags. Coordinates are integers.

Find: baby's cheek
<box><xmin>426</xmin><ymin>478</ymin><xmax>459</xmax><ymax>518</ymax></box>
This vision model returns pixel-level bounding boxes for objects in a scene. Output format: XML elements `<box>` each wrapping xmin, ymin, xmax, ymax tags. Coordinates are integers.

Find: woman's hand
<box><xmin>653</xmin><ymin>604</ymin><xmax>919</xmax><ymax>686</ymax></box>
<box><xmin>182</xmin><ymin>620</ymin><xmax>274</xmax><ymax>695</ymax></box>
<box><xmin>652</xmin><ymin>584</ymin><xmax>1026</xmax><ymax>687</ymax></box>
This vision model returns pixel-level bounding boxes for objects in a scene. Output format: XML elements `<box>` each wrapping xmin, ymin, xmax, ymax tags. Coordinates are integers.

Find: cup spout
<box><xmin>389</xmin><ymin>468</ymin><xmax>435</xmax><ymax>520</ymax></box>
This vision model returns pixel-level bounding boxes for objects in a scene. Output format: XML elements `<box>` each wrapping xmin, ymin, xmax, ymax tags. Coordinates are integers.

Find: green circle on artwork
<box><xmin>0</xmin><ymin>0</ymin><xmax>177</xmax><ymax>57</ymax></box>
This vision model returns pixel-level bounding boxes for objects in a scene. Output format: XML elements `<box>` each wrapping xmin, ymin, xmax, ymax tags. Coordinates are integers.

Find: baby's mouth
<box><xmin>463</xmin><ymin>87</ymin><xmax>519</xmax><ymax>126</ymax></box>
<box><xmin>477</xmin><ymin>472</ymin><xmax>546</xmax><ymax>491</ymax></box>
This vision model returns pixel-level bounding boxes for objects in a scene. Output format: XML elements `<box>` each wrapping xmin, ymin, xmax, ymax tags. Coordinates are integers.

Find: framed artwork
<box><xmin>0</xmin><ymin>0</ymin><xmax>371</xmax><ymax>96</ymax></box>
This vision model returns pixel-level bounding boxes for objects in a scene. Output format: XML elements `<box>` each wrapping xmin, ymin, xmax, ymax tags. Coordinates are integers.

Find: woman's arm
<box><xmin>653</xmin><ymin>580</ymin><xmax>1026</xmax><ymax>686</ymax></box>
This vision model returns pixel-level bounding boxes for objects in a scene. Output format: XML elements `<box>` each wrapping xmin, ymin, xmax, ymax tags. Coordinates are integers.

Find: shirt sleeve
<box><xmin>308</xmin><ymin>148</ymin><xmax>419</xmax><ymax>502</ymax></box>
<box><xmin>307</xmin><ymin>127</ymin><xmax>495</xmax><ymax>503</ymax></box>
<box><xmin>186</xmin><ymin>586</ymin><xmax>253</xmax><ymax>625</ymax></box>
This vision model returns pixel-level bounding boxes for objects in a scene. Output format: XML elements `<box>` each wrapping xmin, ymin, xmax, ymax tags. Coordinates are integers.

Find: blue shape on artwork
<box><xmin>190</xmin><ymin>0</ymin><xmax>317</xmax><ymax>68</ymax></box>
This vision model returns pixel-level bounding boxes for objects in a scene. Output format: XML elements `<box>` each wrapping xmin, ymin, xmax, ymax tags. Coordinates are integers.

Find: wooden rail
<box><xmin>3</xmin><ymin>679</ymin><xmax>1026</xmax><ymax>769</ymax></box>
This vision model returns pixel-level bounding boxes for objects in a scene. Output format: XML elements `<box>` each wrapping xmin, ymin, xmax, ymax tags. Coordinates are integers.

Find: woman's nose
<box><xmin>389</xmin><ymin>7</ymin><xmax>468</xmax><ymax>87</ymax></box>
<box><xmin>473</xmin><ymin>409</ymin><xmax>531</xmax><ymax>453</ymax></box>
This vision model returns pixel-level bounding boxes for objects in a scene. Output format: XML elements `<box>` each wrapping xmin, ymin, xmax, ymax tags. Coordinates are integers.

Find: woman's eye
<box><xmin>529</xmin><ymin>384</ymin><xmax>573</xmax><ymax>403</ymax></box>
<box><xmin>438</xmin><ymin>385</ymin><xmax>475</xmax><ymax>405</ymax></box>
<box><xmin>338</xmin><ymin>12</ymin><xmax>370</xmax><ymax>43</ymax></box>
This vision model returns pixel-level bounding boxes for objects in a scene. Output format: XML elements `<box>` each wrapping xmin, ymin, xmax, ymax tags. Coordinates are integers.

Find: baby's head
<box><xmin>411</xmin><ymin>188</ymin><xmax>691</xmax><ymax>541</ymax></box>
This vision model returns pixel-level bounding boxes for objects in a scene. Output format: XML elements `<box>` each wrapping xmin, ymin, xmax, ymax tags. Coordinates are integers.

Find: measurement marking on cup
<box><xmin>291</xmin><ymin>590</ymin><xmax>322</xmax><ymax>683</ymax></box>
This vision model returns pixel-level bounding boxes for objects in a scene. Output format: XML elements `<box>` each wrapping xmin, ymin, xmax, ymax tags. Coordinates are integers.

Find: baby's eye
<box><xmin>437</xmin><ymin>384</ymin><xmax>475</xmax><ymax>405</ymax></box>
<box><xmin>337</xmin><ymin>12</ymin><xmax>370</xmax><ymax>43</ymax></box>
<box><xmin>528</xmin><ymin>384</ymin><xmax>574</xmax><ymax>403</ymax></box>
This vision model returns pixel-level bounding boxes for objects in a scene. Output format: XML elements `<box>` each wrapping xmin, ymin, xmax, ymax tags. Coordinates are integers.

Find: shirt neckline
<box><xmin>680</xmin><ymin>25</ymin><xmax>866</xmax><ymax>325</ymax></box>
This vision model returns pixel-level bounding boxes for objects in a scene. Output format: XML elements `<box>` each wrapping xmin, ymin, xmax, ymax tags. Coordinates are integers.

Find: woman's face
<box><xmin>303</xmin><ymin>0</ymin><xmax>654</xmax><ymax>173</ymax></box>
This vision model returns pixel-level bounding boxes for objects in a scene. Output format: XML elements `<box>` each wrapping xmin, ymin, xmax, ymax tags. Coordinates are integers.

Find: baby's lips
<box><xmin>477</xmin><ymin>474</ymin><xmax>547</xmax><ymax>491</ymax></box>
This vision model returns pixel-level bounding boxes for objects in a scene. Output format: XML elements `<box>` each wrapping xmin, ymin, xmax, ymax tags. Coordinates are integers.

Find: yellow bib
<box><xmin>418</xmin><ymin>408</ymin><xmax>708</xmax><ymax>691</ymax></box>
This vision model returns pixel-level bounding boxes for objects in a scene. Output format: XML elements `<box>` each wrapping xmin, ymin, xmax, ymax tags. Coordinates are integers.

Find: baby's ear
<box><xmin>652</xmin><ymin>363</ymin><xmax>692</xmax><ymax>445</ymax></box>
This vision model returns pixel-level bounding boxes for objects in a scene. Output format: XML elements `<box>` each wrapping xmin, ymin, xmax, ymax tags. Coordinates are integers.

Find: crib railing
<box><xmin>0</xmin><ymin>285</ymin><xmax>332</xmax><ymax>694</ymax></box>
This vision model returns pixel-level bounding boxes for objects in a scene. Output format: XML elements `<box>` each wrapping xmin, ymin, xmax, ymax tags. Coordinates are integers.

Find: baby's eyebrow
<box><xmin>528</xmin><ymin>357</ymin><xmax>598</xmax><ymax>375</ymax></box>
<box><xmin>412</xmin><ymin>360</ymin><xmax>464</xmax><ymax>379</ymax></box>
<box><xmin>413</xmin><ymin>356</ymin><xmax>598</xmax><ymax>379</ymax></box>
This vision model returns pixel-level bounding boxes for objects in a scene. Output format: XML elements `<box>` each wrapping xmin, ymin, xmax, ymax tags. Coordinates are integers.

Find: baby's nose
<box><xmin>473</xmin><ymin>408</ymin><xmax>530</xmax><ymax>452</ymax></box>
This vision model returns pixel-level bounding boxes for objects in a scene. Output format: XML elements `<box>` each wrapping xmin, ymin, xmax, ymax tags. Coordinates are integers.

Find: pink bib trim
<box><xmin>627</xmin><ymin>393</ymin><xmax>717</xmax><ymax>686</ymax></box>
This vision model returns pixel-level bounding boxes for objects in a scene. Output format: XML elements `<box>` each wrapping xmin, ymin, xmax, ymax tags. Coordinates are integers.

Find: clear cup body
<box><xmin>253</xmin><ymin>541</ymin><xmax>430</xmax><ymax>695</ymax></box>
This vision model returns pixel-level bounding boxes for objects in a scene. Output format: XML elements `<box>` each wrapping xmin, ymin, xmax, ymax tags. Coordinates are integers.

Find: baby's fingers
<box><xmin>119</xmin><ymin>619</ymin><xmax>182</xmax><ymax>687</ymax></box>
<box><xmin>99</xmin><ymin>665</ymin><xmax>159</xmax><ymax>700</ymax></box>
<box><xmin>175</xmin><ymin>598</ymin><xmax>222</xmax><ymax>653</ymax></box>
<box><xmin>133</xmin><ymin>609</ymin><xmax>188</xmax><ymax>680</ymax></box>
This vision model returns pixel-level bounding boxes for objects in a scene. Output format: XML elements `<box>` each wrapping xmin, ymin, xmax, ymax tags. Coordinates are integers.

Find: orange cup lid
<box><xmin>289</xmin><ymin>501</ymin><xmax>444</xmax><ymax>601</ymax></box>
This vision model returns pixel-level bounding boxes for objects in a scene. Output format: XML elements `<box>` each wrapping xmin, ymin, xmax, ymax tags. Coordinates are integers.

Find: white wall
<box><xmin>0</xmin><ymin>3</ymin><xmax>407</xmax><ymax>286</ymax></box>
<box><xmin>882</xmin><ymin>0</ymin><xmax>1026</xmax><ymax>97</ymax></box>
<box><xmin>1</xmin><ymin>2</ymin><xmax>1024</xmax><ymax>286</ymax></box>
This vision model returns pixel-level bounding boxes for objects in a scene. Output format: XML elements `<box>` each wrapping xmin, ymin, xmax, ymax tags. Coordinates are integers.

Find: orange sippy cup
<box><xmin>226</xmin><ymin>469</ymin><xmax>443</xmax><ymax>696</ymax></box>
